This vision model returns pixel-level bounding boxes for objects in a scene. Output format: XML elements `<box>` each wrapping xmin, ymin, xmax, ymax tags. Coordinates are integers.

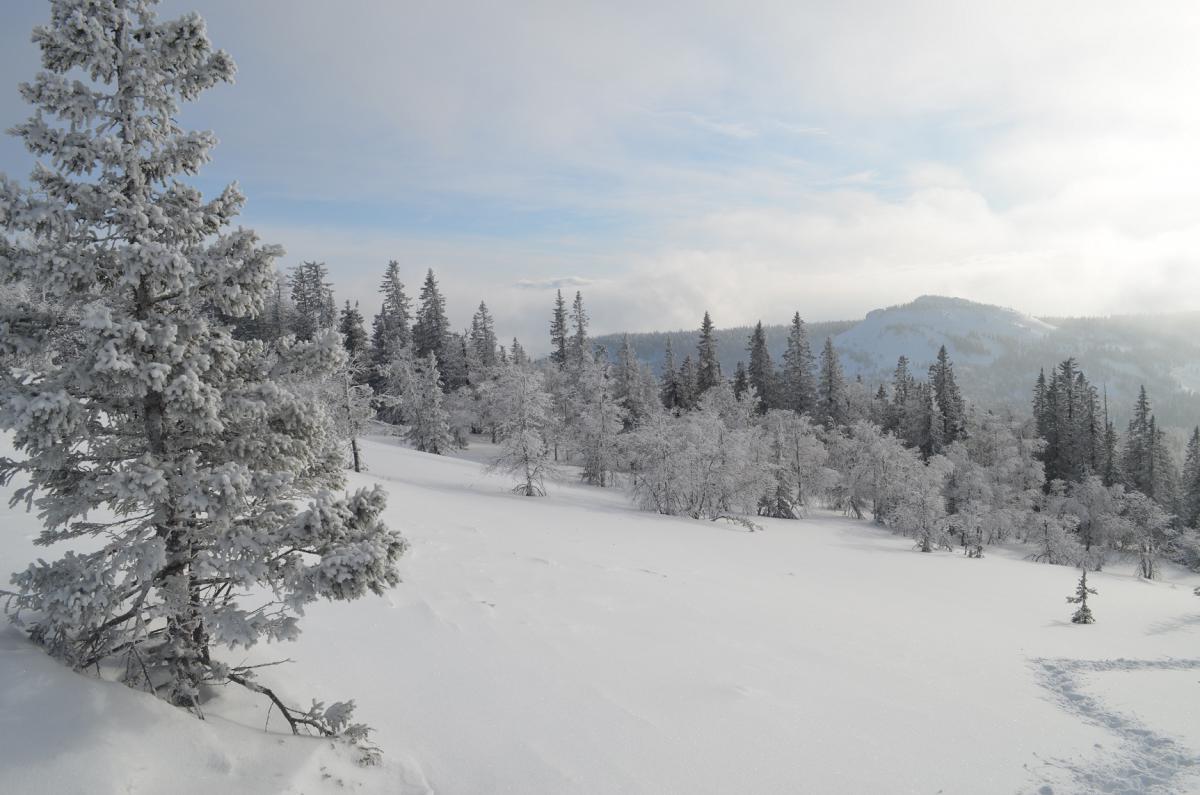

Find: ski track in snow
<box><xmin>1029</xmin><ymin>657</ymin><xmax>1200</xmax><ymax>795</ymax></box>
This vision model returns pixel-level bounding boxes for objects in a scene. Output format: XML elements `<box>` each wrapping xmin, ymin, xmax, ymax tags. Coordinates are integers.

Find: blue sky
<box><xmin>4</xmin><ymin>0</ymin><xmax>1200</xmax><ymax>350</ymax></box>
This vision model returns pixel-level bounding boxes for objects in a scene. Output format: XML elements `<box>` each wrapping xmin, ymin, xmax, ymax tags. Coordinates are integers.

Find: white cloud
<box><xmin>7</xmin><ymin>0</ymin><xmax>1198</xmax><ymax>336</ymax></box>
<box><xmin>513</xmin><ymin>277</ymin><xmax>595</xmax><ymax>290</ymax></box>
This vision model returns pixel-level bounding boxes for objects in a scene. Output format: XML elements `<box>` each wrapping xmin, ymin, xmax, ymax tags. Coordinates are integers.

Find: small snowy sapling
<box><xmin>1066</xmin><ymin>569</ymin><xmax>1098</xmax><ymax>624</ymax></box>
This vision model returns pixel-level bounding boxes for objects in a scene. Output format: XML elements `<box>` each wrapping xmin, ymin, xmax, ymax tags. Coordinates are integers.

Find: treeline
<box><xmin>239</xmin><ymin>267</ymin><xmax>1200</xmax><ymax>581</ymax></box>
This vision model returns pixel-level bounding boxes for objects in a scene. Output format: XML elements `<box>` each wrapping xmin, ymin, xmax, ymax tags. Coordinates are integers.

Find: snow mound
<box><xmin>0</xmin><ymin>626</ymin><xmax>430</xmax><ymax>795</ymax></box>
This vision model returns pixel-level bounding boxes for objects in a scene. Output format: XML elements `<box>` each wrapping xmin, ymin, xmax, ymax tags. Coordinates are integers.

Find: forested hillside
<box><xmin>595</xmin><ymin>296</ymin><xmax>1200</xmax><ymax>429</ymax></box>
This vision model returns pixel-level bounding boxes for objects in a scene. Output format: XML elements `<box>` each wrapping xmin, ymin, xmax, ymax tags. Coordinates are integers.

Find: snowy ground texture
<box><xmin>2</xmin><ymin>434</ymin><xmax>1200</xmax><ymax>795</ymax></box>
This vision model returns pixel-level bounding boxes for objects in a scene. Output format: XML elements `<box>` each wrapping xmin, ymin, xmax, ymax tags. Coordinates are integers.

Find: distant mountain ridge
<box><xmin>834</xmin><ymin>295</ymin><xmax>1053</xmax><ymax>374</ymax></box>
<box><xmin>592</xmin><ymin>295</ymin><xmax>1200</xmax><ymax>430</ymax></box>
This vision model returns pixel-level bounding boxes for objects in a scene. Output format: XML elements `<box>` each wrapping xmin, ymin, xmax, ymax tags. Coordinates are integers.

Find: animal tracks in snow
<box><xmin>1029</xmin><ymin>657</ymin><xmax>1200</xmax><ymax>795</ymax></box>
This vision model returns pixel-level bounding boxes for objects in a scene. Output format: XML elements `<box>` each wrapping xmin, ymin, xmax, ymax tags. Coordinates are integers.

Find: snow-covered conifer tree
<box><xmin>487</xmin><ymin>365</ymin><xmax>555</xmax><ymax>496</ymax></box>
<box><xmin>369</xmin><ymin>260</ymin><xmax>411</xmax><ymax>390</ymax></box>
<box><xmin>816</xmin><ymin>337</ymin><xmax>847</xmax><ymax>429</ymax></box>
<box><xmin>549</xmin><ymin>289</ymin><xmax>569</xmax><ymax>369</ymax></box>
<box><xmin>614</xmin><ymin>334</ymin><xmax>638</xmax><ymax>424</ymax></box>
<box><xmin>289</xmin><ymin>261</ymin><xmax>336</xmax><ymax>341</ymax></box>
<box><xmin>404</xmin><ymin>352</ymin><xmax>453</xmax><ymax>453</ymax></box>
<box><xmin>780</xmin><ymin>312</ymin><xmax>817</xmax><ymax>415</ymax></box>
<box><xmin>696</xmin><ymin>311</ymin><xmax>721</xmax><ymax>395</ymax></box>
<box><xmin>439</xmin><ymin>330</ymin><xmax>471</xmax><ymax>392</ymax></box>
<box><xmin>659</xmin><ymin>338</ymin><xmax>682</xmax><ymax>412</ymax></box>
<box><xmin>1066</xmin><ymin>569</ymin><xmax>1097</xmax><ymax>624</ymax></box>
<box><xmin>412</xmin><ymin>268</ymin><xmax>449</xmax><ymax>365</ymax></box>
<box><xmin>0</xmin><ymin>0</ymin><xmax>405</xmax><ymax>736</ymax></box>
<box><xmin>885</xmin><ymin>356</ymin><xmax>914</xmax><ymax>436</ymax></box>
<box><xmin>1180</xmin><ymin>427</ymin><xmax>1200</xmax><ymax>528</ymax></box>
<box><xmin>677</xmin><ymin>354</ymin><xmax>699</xmax><ymax>411</ymax></box>
<box><xmin>469</xmin><ymin>301</ymin><xmax>498</xmax><ymax>368</ymax></box>
<box><xmin>746</xmin><ymin>321</ymin><xmax>774</xmax><ymax>413</ymax></box>
<box><xmin>510</xmin><ymin>337</ymin><xmax>528</xmax><ymax>366</ymax></box>
<box><xmin>374</xmin><ymin>261</ymin><xmax>413</xmax><ymax>347</ymax></box>
<box><xmin>339</xmin><ymin>300</ymin><xmax>370</xmax><ymax>367</ymax></box>
<box><xmin>569</xmin><ymin>291</ymin><xmax>590</xmax><ymax>367</ymax></box>
<box><xmin>929</xmin><ymin>346</ymin><xmax>965</xmax><ymax>444</ymax></box>
<box><xmin>732</xmin><ymin>361</ymin><xmax>749</xmax><ymax>400</ymax></box>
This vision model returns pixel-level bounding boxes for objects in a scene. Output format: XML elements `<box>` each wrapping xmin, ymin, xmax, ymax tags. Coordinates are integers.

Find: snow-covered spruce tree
<box><xmin>676</xmin><ymin>354</ymin><xmax>699</xmax><ymax>411</ymax></box>
<box><xmin>780</xmin><ymin>312</ymin><xmax>817</xmax><ymax>416</ymax></box>
<box><xmin>439</xmin><ymin>329</ymin><xmax>471</xmax><ymax>392</ymax></box>
<box><xmin>404</xmin><ymin>352</ymin><xmax>453</xmax><ymax>453</ymax></box>
<box><xmin>338</xmin><ymin>300</ymin><xmax>370</xmax><ymax>370</ymax></box>
<box><xmin>510</xmin><ymin>337</ymin><xmax>528</xmax><ymax>366</ymax></box>
<box><xmin>289</xmin><ymin>260</ymin><xmax>336</xmax><ymax>341</ymax></box>
<box><xmin>549</xmin><ymin>289</ymin><xmax>569</xmax><ymax>369</ymax></box>
<box><xmin>816</xmin><ymin>336</ymin><xmax>847</xmax><ymax>429</ymax></box>
<box><xmin>1066</xmin><ymin>568</ymin><xmax>1097</xmax><ymax>624</ymax></box>
<box><xmin>929</xmin><ymin>345</ymin><xmax>965</xmax><ymax>445</ymax></box>
<box><xmin>746</xmin><ymin>321</ymin><xmax>774</xmax><ymax>413</ymax></box>
<box><xmin>231</xmin><ymin>267</ymin><xmax>289</xmax><ymax>344</ymax></box>
<box><xmin>487</xmin><ymin>364</ymin><xmax>556</xmax><ymax>496</ymax></box>
<box><xmin>469</xmin><ymin>301</ymin><xmax>498</xmax><ymax>369</ymax></box>
<box><xmin>696</xmin><ymin>311</ymin><xmax>721</xmax><ymax>395</ymax></box>
<box><xmin>732</xmin><ymin>361</ymin><xmax>749</xmax><ymax>400</ymax></box>
<box><xmin>412</xmin><ymin>267</ymin><xmax>449</xmax><ymax>365</ymax></box>
<box><xmin>659</xmin><ymin>338</ymin><xmax>682</xmax><ymax>412</ymax></box>
<box><xmin>0</xmin><ymin>0</ymin><xmax>405</xmax><ymax>739</ymax></box>
<box><xmin>368</xmin><ymin>260</ymin><xmax>411</xmax><ymax>392</ymax></box>
<box><xmin>568</xmin><ymin>290</ymin><xmax>590</xmax><ymax>368</ymax></box>
<box><xmin>614</xmin><ymin>333</ymin><xmax>655</xmax><ymax>429</ymax></box>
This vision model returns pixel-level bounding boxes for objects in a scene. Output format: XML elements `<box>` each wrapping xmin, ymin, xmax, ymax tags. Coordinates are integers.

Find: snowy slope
<box><xmin>3</xmin><ymin>435</ymin><xmax>1200</xmax><ymax>794</ymax></box>
<box><xmin>832</xmin><ymin>294</ymin><xmax>1054</xmax><ymax>376</ymax></box>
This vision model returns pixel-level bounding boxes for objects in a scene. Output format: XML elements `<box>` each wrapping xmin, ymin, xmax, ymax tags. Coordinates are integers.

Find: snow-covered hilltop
<box><xmin>833</xmin><ymin>294</ymin><xmax>1055</xmax><ymax>374</ymax></box>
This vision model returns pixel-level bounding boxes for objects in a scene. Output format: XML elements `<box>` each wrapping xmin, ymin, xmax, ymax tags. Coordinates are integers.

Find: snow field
<box><xmin>2</xmin><ymin>433</ymin><xmax>1199</xmax><ymax>793</ymax></box>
